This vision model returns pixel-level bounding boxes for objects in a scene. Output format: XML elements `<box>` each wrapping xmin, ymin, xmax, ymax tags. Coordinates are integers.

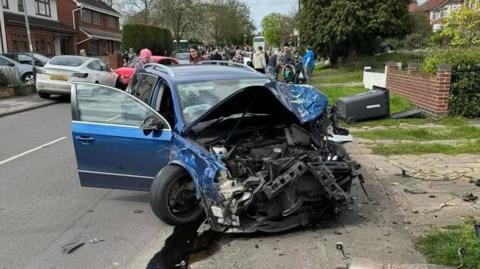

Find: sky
<box><xmin>243</xmin><ymin>0</ymin><xmax>427</xmax><ymax>30</ymax></box>
<box><xmin>242</xmin><ymin>0</ymin><xmax>298</xmax><ymax>29</ymax></box>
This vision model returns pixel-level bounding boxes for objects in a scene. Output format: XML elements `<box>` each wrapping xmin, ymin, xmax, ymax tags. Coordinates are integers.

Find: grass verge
<box><xmin>319</xmin><ymin>86</ymin><xmax>366</xmax><ymax>105</ymax></box>
<box><xmin>371</xmin><ymin>141</ymin><xmax>480</xmax><ymax>155</ymax></box>
<box><xmin>312</xmin><ymin>68</ymin><xmax>363</xmax><ymax>84</ymax></box>
<box><xmin>355</xmin><ymin>125</ymin><xmax>480</xmax><ymax>141</ymax></box>
<box><xmin>417</xmin><ymin>224</ymin><xmax>480</xmax><ymax>269</ymax></box>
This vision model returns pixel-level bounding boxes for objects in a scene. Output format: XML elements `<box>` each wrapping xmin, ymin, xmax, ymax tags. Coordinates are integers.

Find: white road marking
<box><xmin>0</xmin><ymin>137</ymin><xmax>68</xmax><ymax>166</ymax></box>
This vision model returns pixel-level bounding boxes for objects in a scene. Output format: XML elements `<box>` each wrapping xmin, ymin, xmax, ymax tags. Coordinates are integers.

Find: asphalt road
<box><xmin>0</xmin><ymin>103</ymin><xmax>171</xmax><ymax>269</ymax></box>
<box><xmin>0</xmin><ymin>102</ymin><xmax>428</xmax><ymax>269</ymax></box>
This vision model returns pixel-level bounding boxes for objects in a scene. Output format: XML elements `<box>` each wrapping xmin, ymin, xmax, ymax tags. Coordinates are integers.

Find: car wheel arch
<box><xmin>164</xmin><ymin>161</ymin><xmax>200</xmax><ymax>198</ymax></box>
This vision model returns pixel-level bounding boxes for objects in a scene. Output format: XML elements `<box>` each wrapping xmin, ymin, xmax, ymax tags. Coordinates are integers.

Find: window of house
<box><xmin>18</xmin><ymin>0</ymin><xmax>23</xmax><ymax>12</ymax></box>
<box><xmin>92</xmin><ymin>12</ymin><xmax>101</xmax><ymax>25</ymax></box>
<box><xmin>107</xmin><ymin>16</ymin><xmax>117</xmax><ymax>28</ymax></box>
<box><xmin>35</xmin><ymin>0</ymin><xmax>51</xmax><ymax>17</ymax></box>
<box><xmin>81</xmin><ymin>9</ymin><xmax>91</xmax><ymax>23</ymax></box>
<box><xmin>2</xmin><ymin>0</ymin><xmax>8</xmax><ymax>9</ymax></box>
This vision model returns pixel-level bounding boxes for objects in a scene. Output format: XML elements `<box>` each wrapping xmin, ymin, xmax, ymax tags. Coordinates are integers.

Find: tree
<box><xmin>298</xmin><ymin>0</ymin><xmax>412</xmax><ymax>64</ymax></box>
<box><xmin>207</xmin><ymin>0</ymin><xmax>255</xmax><ymax>46</ymax></box>
<box><xmin>113</xmin><ymin>0</ymin><xmax>156</xmax><ymax>25</ymax></box>
<box><xmin>431</xmin><ymin>6</ymin><xmax>480</xmax><ymax>48</ymax></box>
<box><xmin>261</xmin><ymin>13</ymin><xmax>294</xmax><ymax>47</ymax></box>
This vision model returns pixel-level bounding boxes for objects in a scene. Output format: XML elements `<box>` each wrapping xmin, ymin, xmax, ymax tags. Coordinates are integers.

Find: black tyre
<box><xmin>150</xmin><ymin>165</ymin><xmax>204</xmax><ymax>225</ymax></box>
<box><xmin>38</xmin><ymin>92</ymin><xmax>50</xmax><ymax>99</ymax></box>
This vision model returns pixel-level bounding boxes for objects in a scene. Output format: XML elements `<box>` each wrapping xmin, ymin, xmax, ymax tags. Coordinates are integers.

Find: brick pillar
<box><xmin>434</xmin><ymin>64</ymin><xmax>452</xmax><ymax>114</ymax></box>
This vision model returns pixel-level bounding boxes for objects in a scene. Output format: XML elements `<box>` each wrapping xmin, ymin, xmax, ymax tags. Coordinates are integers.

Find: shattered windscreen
<box><xmin>177</xmin><ymin>79</ymin><xmax>268</xmax><ymax>124</ymax></box>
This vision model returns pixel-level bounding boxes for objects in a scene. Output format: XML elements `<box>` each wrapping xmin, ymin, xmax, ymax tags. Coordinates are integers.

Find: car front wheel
<box><xmin>150</xmin><ymin>165</ymin><xmax>204</xmax><ymax>225</ymax></box>
<box><xmin>22</xmin><ymin>73</ymin><xmax>35</xmax><ymax>85</ymax></box>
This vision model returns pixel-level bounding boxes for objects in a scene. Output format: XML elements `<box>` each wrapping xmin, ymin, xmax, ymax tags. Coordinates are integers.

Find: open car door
<box><xmin>71</xmin><ymin>83</ymin><xmax>172</xmax><ymax>191</ymax></box>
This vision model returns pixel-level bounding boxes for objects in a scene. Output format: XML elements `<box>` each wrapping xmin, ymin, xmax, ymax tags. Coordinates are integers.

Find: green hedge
<box><xmin>122</xmin><ymin>24</ymin><xmax>173</xmax><ymax>56</ymax></box>
<box><xmin>337</xmin><ymin>51</ymin><xmax>428</xmax><ymax>70</ymax></box>
<box><xmin>422</xmin><ymin>49</ymin><xmax>480</xmax><ymax>118</ymax></box>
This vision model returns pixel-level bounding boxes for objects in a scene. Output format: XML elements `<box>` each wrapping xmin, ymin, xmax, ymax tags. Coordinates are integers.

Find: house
<box><xmin>57</xmin><ymin>0</ymin><xmax>121</xmax><ymax>55</ymax></box>
<box><xmin>464</xmin><ymin>0</ymin><xmax>480</xmax><ymax>9</ymax></box>
<box><xmin>418</xmin><ymin>0</ymin><xmax>464</xmax><ymax>31</ymax></box>
<box><xmin>0</xmin><ymin>0</ymin><xmax>76</xmax><ymax>56</ymax></box>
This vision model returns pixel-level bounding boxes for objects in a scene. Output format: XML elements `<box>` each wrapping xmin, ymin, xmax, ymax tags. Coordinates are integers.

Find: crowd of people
<box><xmin>121</xmin><ymin>44</ymin><xmax>316</xmax><ymax>85</ymax></box>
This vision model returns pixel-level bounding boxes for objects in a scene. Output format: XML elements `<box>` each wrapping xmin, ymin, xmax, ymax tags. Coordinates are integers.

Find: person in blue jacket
<box><xmin>303</xmin><ymin>46</ymin><xmax>316</xmax><ymax>84</ymax></box>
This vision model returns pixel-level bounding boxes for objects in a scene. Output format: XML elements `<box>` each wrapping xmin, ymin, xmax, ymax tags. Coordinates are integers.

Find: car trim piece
<box><xmin>71</xmin><ymin>82</ymin><xmax>173</xmax><ymax>130</ymax></box>
<box><xmin>78</xmin><ymin>170</ymin><xmax>155</xmax><ymax>179</ymax></box>
<box><xmin>72</xmin><ymin>120</ymin><xmax>171</xmax><ymax>131</ymax></box>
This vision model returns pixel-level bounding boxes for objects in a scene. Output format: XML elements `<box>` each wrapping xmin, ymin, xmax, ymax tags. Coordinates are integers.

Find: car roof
<box><xmin>50</xmin><ymin>55</ymin><xmax>91</xmax><ymax>61</ymax></box>
<box><xmin>145</xmin><ymin>64</ymin><xmax>265</xmax><ymax>84</ymax></box>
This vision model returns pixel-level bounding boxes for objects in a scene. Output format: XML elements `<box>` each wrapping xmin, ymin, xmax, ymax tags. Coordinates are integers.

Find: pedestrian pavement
<box><xmin>0</xmin><ymin>94</ymin><xmax>58</xmax><ymax>117</ymax></box>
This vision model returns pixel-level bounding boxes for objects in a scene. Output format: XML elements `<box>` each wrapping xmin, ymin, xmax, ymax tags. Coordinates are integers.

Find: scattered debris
<box><xmin>429</xmin><ymin>195</ymin><xmax>436</xmax><ymax>198</ymax></box>
<box><xmin>89</xmin><ymin>238</ymin><xmax>104</xmax><ymax>244</ymax></box>
<box><xmin>88</xmin><ymin>209</ymin><xmax>94</xmax><ymax>213</ymax></box>
<box><xmin>403</xmin><ymin>187</ymin><xmax>428</xmax><ymax>195</ymax></box>
<box><xmin>461</xmin><ymin>192</ymin><xmax>478</xmax><ymax>202</ymax></box>
<box><xmin>134</xmin><ymin>209</ymin><xmax>144</xmax><ymax>213</ymax></box>
<box><xmin>62</xmin><ymin>240</ymin><xmax>85</xmax><ymax>254</ymax></box>
<box><xmin>412</xmin><ymin>210</ymin><xmax>419</xmax><ymax>214</ymax></box>
<box><xmin>334</xmin><ymin>230</ymin><xmax>343</xmax><ymax>235</ymax></box>
<box><xmin>457</xmin><ymin>247</ymin><xmax>466</xmax><ymax>268</ymax></box>
<box><xmin>357</xmin><ymin>213</ymin><xmax>368</xmax><ymax>220</ymax></box>
<box><xmin>474</xmin><ymin>180</ymin><xmax>480</xmax><ymax>187</ymax></box>
<box><xmin>336</xmin><ymin>242</ymin><xmax>350</xmax><ymax>259</ymax></box>
<box><xmin>254</xmin><ymin>244</ymin><xmax>259</xmax><ymax>249</ymax></box>
<box><xmin>401</xmin><ymin>169</ymin><xmax>409</xmax><ymax>178</ymax></box>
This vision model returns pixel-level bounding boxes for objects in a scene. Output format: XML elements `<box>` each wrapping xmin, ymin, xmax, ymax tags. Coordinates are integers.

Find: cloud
<box><xmin>242</xmin><ymin>0</ymin><xmax>297</xmax><ymax>29</ymax></box>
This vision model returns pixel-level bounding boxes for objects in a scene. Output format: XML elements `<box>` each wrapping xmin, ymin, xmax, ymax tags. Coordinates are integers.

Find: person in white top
<box><xmin>252</xmin><ymin>46</ymin><xmax>266</xmax><ymax>74</ymax></box>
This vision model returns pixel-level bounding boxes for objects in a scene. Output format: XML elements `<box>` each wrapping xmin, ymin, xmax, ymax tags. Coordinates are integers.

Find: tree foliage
<box><xmin>431</xmin><ymin>6</ymin><xmax>480</xmax><ymax>48</ymax></box>
<box><xmin>122</xmin><ymin>24</ymin><xmax>173</xmax><ymax>55</ymax></box>
<box><xmin>298</xmin><ymin>0</ymin><xmax>412</xmax><ymax>63</ymax></box>
<box><xmin>261</xmin><ymin>13</ymin><xmax>294</xmax><ymax>47</ymax></box>
<box><xmin>116</xmin><ymin>0</ymin><xmax>254</xmax><ymax>46</ymax></box>
<box><xmin>206</xmin><ymin>0</ymin><xmax>256</xmax><ymax>46</ymax></box>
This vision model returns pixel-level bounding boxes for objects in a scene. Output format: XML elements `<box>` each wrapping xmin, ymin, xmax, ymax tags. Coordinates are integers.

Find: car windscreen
<box><xmin>33</xmin><ymin>53</ymin><xmax>50</xmax><ymax>63</ymax></box>
<box><xmin>49</xmin><ymin>56</ymin><xmax>87</xmax><ymax>67</ymax></box>
<box><xmin>177</xmin><ymin>78</ymin><xmax>268</xmax><ymax>124</ymax></box>
<box><xmin>176</xmin><ymin>54</ymin><xmax>189</xmax><ymax>60</ymax></box>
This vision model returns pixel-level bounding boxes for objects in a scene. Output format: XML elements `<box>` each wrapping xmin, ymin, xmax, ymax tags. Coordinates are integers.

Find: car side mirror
<box><xmin>141</xmin><ymin>115</ymin><xmax>165</xmax><ymax>136</ymax></box>
<box><xmin>8</xmin><ymin>62</ymin><xmax>15</xmax><ymax>67</ymax></box>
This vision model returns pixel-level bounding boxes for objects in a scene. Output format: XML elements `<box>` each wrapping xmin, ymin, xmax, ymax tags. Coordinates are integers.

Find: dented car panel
<box><xmin>71</xmin><ymin>65</ymin><xmax>361</xmax><ymax>233</ymax></box>
<box><xmin>173</xmin><ymin>83</ymin><xmax>361</xmax><ymax>233</ymax></box>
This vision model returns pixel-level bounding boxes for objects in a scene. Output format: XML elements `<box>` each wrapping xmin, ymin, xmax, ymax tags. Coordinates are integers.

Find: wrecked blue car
<box><xmin>70</xmin><ymin>62</ymin><xmax>362</xmax><ymax>233</ymax></box>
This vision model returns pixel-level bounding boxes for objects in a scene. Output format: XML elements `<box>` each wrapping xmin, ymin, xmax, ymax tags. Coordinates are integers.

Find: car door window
<box><xmin>99</xmin><ymin>61</ymin><xmax>109</xmax><ymax>71</ymax></box>
<box><xmin>159</xmin><ymin>59</ymin><xmax>176</xmax><ymax>66</ymax></box>
<box><xmin>87</xmin><ymin>60</ymin><xmax>102</xmax><ymax>71</ymax></box>
<box><xmin>18</xmin><ymin>54</ymin><xmax>33</xmax><ymax>64</ymax></box>
<box><xmin>0</xmin><ymin>57</ymin><xmax>12</xmax><ymax>66</ymax></box>
<box><xmin>128</xmin><ymin>73</ymin><xmax>158</xmax><ymax>104</ymax></box>
<box><xmin>75</xmin><ymin>83</ymin><xmax>168</xmax><ymax>128</ymax></box>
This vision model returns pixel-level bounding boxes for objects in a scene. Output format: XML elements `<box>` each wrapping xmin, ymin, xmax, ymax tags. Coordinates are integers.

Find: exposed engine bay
<box><xmin>192</xmin><ymin>110</ymin><xmax>363</xmax><ymax>233</ymax></box>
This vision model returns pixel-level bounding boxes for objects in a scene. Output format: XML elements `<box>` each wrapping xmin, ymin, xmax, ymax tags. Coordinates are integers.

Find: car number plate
<box><xmin>49</xmin><ymin>74</ymin><xmax>68</xmax><ymax>81</ymax></box>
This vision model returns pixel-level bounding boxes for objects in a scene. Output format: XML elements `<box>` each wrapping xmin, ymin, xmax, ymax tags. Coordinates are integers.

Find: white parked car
<box><xmin>175</xmin><ymin>53</ymin><xmax>190</xmax><ymax>65</ymax></box>
<box><xmin>36</xmin><ymin>55</ymin><xmax>118</xmax><ymax>99</ymax></box>
<box><xmin>243</xmin><ymin>52</ymin><xmax>253</xmax><ymax>67</ymax></box>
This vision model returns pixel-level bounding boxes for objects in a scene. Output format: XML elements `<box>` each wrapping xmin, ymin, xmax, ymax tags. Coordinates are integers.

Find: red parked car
<box><xmin>114</xmin><ymin>56</ymin><xmax>179</xmax><ymax>89</ymax></box>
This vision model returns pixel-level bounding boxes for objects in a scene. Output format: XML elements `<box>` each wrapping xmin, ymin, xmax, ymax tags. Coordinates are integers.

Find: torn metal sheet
<box><xmin>171</xmin><ymin>83</ymin><xmax>361</xmax><ymax>233</ymax></box>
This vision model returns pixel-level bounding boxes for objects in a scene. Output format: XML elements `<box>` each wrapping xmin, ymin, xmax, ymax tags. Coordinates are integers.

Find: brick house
<box><xmin>57</xmin><ymin>0</ymin><xmax>121</xmax><ymax>55</ymax></box>
<box><xmin>0</xmin><ymin>0</ymin><xmax>76</xmax><ymax>56</ymax></box>
<box><xmin>418</xmin><ymin>0</ymin><xmax>464</xmax><ymax>31</ymax></box>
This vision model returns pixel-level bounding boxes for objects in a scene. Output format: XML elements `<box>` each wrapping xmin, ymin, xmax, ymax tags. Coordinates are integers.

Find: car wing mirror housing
<box><xmin>141</xmin><ymin>115</ymin><xmax>165</xmax><ymax>136</ymax></box>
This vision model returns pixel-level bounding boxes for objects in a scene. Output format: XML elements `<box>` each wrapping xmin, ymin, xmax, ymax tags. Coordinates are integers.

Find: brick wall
<box><xmin>385</xmin><ymin>63</ymin><xmax>452</xmax><ymax>115</ymax></box>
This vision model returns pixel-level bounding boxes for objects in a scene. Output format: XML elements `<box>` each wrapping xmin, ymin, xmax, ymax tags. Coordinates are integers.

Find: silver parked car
<box><xmin>36</xmin><ymin>55</ymin><xmax>118</xmax><ymax>99</ymax></box>
<box><xmin>0</xmin><ymin>54</ymin><xmax>35</xmax><ymax>85</ymax></box>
